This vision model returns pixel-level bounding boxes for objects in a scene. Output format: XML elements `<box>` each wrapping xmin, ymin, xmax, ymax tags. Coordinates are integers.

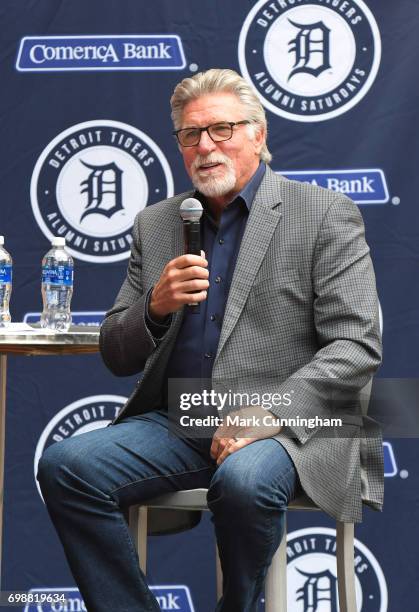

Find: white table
<box><xmin>0</xmin><ymin>325</ymin><xmax>100</xmax><ymax>584</ymax></box>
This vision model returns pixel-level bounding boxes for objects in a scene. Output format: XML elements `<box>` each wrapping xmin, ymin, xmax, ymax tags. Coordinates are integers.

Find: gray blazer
<box><xmin>100</xmin><ymin>166</ymin><xmax>383</xmax><ymax>526</ymax></box>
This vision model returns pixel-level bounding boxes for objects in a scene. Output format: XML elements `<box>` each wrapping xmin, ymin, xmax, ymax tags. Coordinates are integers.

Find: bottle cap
<box><xmin>0</xmin><ymin>236</ymin><xmax>4</xmax><ymax>246</ymax></box>
<box><xmin>52</xmin><ymin>237</ymin><xmax>66</xmax><ymax>247</ymax></box>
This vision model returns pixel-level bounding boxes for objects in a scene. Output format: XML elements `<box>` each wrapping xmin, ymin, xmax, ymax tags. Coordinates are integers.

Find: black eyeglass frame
<box><xmin>172</xmin><ymin>120</ymin><xmax>251</xmax><ymax>147</ymax></box>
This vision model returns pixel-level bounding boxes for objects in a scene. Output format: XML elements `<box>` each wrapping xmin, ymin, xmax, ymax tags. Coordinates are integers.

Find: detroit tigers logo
<box><xmin>288</xmin><ymin>20</ymin><xmax>331</xmax><ymax>80</ymax></box>
<box><xmin>238</xmin><ymin>0</ymin><xmax>381</xmax><ymax>122</ymax></box>
<box><xmin>296</xmin><ymin>568</ymin><xmax>338</xmax><ymax>611</ymax></box>
<box><xmin>31</xmin><ymin>119</ymin><xmax>174</xmax><ymax>263</ymax></box>
<box><xmin>80</xmin><ymin>160</ymin><xmax>124</xmax><ymax>222</ymax></box>
<box><xmin>34</xmin><ymin>395</ymin><xmax>127</xmax><ymax>501</ymax></box>
<box><xmin>286</xmin><ymin>527</ymin><xmax>388</xmax><ymax>611</ymax></box>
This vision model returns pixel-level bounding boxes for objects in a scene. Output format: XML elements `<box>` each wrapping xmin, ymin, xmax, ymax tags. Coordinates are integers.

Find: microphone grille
<box><xmin>180</xmin><ymin>198</ymin><xmax>203</xmax><ymax>221</ymax></box>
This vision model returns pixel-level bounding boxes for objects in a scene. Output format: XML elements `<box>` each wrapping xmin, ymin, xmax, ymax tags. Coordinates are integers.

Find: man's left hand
<box><xmin>210</xmin><ymin>405</ymin><xmax>282</xmax><ymax>465</ymax></box>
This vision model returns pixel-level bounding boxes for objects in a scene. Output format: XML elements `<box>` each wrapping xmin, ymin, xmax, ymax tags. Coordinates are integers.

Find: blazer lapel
<box><xmin>215</xmin><ymin>169</ymin><xmax>284</xmax><ymax>362</ymax></box>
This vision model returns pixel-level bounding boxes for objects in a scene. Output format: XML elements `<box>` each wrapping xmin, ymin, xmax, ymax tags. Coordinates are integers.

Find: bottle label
<box><xmin>42</xmin><ymin>265</ymin><xmax>73</xmax><ymax>286</ymax></box>
<box><xmin>0</xmin><ymin>264</ymin><xmax>12</xmax><ymax>284</ymax></box>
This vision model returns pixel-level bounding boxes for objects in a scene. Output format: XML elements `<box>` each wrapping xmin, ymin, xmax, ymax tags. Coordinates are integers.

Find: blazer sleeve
<box><xmin>268</xmin><ymin>194</ymin><xmax>382</xmax><ymax>443</ymax></box>
<box><xmin>99</xmin><ymin>212</ymin><xmax>168</xmax><ymax>376</ymax></box>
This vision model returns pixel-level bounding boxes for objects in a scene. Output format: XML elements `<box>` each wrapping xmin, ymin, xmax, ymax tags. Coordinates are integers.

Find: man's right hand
<box><xmin>149</xmin><ymin>252</ymin><xmax>209</xmax><ymax>321</ymax></box>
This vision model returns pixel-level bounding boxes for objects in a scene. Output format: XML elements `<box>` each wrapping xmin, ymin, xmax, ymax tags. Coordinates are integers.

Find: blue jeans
<box><xmin>37</xmin><ymin>411</ymin><xmax>300</xmax><ymax>612</ymax></box>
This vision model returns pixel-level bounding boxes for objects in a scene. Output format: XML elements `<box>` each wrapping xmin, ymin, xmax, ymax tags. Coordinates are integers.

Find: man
<box><xmin>38</xmin><ymin>68</ymin><xmax>383</xmax><ymax>612</ymax></box>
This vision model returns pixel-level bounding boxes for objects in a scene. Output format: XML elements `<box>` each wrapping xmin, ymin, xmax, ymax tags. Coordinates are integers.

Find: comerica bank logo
<box><xmin>16</xmin><ymin>35</ymin><xmax>186</xmax><ymax>71</ymax></box>
<box><xmin>286</xmin><ymin>527</ymin><xmax>388</xmax><ymax>611</ymax></box>
<box><xmin>279</xmin><ymin>169</ymin><xmax>389</xmax><ymax>204</ymax></box>
<box><xmin>151</xmin><ymin>585</ymin><xmax>195</xmax><ymax>611</ymax></box>
<box><xmin>238</xmin><ymin>0</ymin><xmax>381</xmax><ymax>122</ymax></box>
<box><xmin>34</xmin><ymin>395</ymin><xmax>127</xmax><ymax>500</ymax></box>
<box><xmin>30</xmin><ymin>120</ymin><xmax>174</xmax><ymax>262</ymax></box>
<box><xmin>24</xmin><ymin>585</ymin><xmax>195</xmax><ymax>611</ymax></box>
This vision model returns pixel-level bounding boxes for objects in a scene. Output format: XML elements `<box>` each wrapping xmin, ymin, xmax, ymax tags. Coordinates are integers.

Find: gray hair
<box><xmin>170</xmin><ymin>68</ymin><xmax>272</xmax><ymax>164</ymax></box>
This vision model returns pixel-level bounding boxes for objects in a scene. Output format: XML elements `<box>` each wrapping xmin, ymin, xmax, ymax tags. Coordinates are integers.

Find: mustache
<box><xmin>191</xmin><ymin>153</ymin><xmax>233</xmax><ymax>172</ymax></box>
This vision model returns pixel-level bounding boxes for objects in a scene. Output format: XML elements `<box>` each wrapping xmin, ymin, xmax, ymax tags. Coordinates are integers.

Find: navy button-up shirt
<box><xmin>149</xmin><ymin>162</ymin><xmax>266</xmax><ymax>407</ymax></box>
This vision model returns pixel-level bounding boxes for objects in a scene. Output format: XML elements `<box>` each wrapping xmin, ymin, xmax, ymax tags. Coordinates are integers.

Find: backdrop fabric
<box><xmin>0</xmin><ymin>1</ymin><xmax>417</xmax><ymax>610</ymax></box>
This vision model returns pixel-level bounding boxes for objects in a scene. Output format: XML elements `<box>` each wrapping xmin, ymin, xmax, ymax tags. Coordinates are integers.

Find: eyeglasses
<box><xmin>173</xmin><ymin>120</ymin><xmax>251</xmax><ymax>147</ymax></box>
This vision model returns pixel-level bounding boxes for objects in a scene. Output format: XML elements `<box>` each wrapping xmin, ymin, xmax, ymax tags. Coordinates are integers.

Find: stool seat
<box><xmin>138</xmin><ymin>487</ymin><xmax>319</xmax><ymax>512</ymax></box>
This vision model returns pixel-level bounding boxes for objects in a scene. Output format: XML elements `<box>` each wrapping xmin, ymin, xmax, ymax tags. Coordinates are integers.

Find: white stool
<box><xmin>128</xmin><ymin>488</ymin><xmax>356</xmax><ymax>612</ymax></box>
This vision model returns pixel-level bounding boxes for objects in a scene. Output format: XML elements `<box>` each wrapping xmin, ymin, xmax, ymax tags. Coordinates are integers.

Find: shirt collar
<box><xmin>237</xmin><ymin>161</ymin><xmax>266</xmax><ymax>212</ymax></box>
<box><xmin>195</xmin><ymin>161</ymin><xmax>266</xmax><ymax>216</ymax></box>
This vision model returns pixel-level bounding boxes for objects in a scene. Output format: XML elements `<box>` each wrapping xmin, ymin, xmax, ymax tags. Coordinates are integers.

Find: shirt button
<box><xmin>218</xmin><ymin>238</ymin><xmax>225</xmax><ymax>245</ymax></box>
<box><xmin>204</xmin><ymin>352</ymin><xmax>213</xmax><ymax>359</ymax></box>
<box><xmin>215</xmin><ymin>276</ymin><xmax>222</xmax><ymax>284</ymax></box>
<box><xmin>210</xmin><ymin>314</ymin><xmax>217</xmax><ymax>321</ymax></box>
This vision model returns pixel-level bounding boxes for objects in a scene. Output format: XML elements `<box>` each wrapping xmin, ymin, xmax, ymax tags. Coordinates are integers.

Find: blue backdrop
<box><xmin>1</xmin><ymin>1</ymin><xmax>418</xmax><ymax>610</ymax></box>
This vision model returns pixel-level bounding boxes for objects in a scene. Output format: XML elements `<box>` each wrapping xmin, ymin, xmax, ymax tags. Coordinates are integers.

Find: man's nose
<box><xmin>197</xmin><ymin>130</ymin><xmax>217</xmax><ymax>155</ymax></box>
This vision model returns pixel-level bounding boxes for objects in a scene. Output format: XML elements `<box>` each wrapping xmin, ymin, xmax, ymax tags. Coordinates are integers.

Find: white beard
<box><xmin>190</xmin><ymin>154</ymin><xmax>236</xmax><ymax>198</ymax></box>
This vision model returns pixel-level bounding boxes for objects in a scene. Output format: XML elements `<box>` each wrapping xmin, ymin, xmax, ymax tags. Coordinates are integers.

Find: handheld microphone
<box><xmin>179</xmin><ymin>198</ymin><xmax>204</xmax><ymax>313</ymax></box>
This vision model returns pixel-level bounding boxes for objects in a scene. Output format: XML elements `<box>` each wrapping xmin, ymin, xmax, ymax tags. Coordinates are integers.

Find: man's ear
<box><xmin>253</xmin><ymin>125</ymin><xmax>266</xmax><ymax>155</ymax></box>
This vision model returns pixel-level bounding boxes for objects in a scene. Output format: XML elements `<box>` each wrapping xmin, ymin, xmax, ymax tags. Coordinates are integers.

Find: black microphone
<box><xmin>179</xmin><ymin>197</ymin><xmax>204</xmax><ymax>313</ymax></box>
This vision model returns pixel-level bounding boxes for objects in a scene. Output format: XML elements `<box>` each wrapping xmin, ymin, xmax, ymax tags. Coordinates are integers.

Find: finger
<box><xmin>216</xmin><ymin>438</ymin><xmax>237</xmax><ymax>465</ymax></box>
<box><xmin>171</xmin><ymin>254</ymin><xmax>208</xmax><ymax>269</ymax></box>
<box><xmin>175</xmin><ymin>278</ymin><xmax>210</xmax><ymax>293</ymax></box>
<box><xmin>235</xmin><ymin>437</ymin><xmax>253</xmax><ymax>448</ymax></box>
<box><xmin>216</xmin><ymin>437</ymin><xmax>235</xmax><ymax>459</ymax></box>
<box><xmin>165</xmin><ymin>267</ymin><xmax>209</xmax><ymax>288</ymax></box>
<box><xmin>217</xmin><ymin>438</ymin><xmax>253</xmax><ymax>464</ymax></box>
<box><xmin>176</xmin><ymin>290</ymin><xmax>207</xmax><ymax>304</ymax></box>
<box><xmin>176</xmin><ymin>266</ymin><xmax>210</xmax><ymax>282</ymax></box>
<box><xmin>210</xmin><ymin>438</ymin><xmax>220</xmax><ymax>460</ymax></box>
<box><xmin>211</xmin><ymin>436</ymin><xmax>229</xmax><ymax>460</ymax></box>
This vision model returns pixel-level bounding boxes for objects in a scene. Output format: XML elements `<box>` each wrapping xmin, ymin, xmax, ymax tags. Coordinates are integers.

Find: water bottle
<box><xmin>0</xmin><ymin>236</ymin><xmax>12</xmax><ymax>327</ymax></box>
<box><xmin>41</xmin><ymin>237</ymin><xmax>74</xmax><ymax>332</ymax></box>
